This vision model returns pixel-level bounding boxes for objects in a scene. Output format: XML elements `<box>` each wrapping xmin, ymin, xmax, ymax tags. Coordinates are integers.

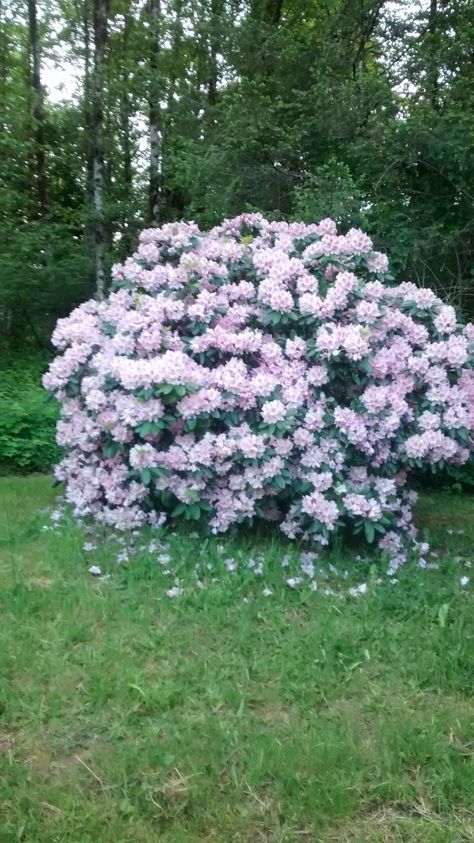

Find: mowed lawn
<box><xmin>0</xmin><ymin>477</ymin><xmax>473</xmax><ymax>843</ymax></box>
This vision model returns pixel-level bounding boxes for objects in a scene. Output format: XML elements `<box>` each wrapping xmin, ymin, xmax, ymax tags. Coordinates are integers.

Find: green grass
<box><xmin>0</xmin><ymin>476</ymin><xmax>473</xmax><ymax>842</ymax></box>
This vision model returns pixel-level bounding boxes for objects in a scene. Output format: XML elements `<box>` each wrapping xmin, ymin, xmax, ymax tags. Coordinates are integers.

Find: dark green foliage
<box><xmin>0</xmin><ymin>358</ymin><xmax>60</xmax><ymax>473</ymax></box>
<box><xmin>415</xmin><ymin>459</ymin><xmax>474</xmax><ymax>495</ymax></box>
<box><xmin>445</xmin><ymin>461</ymin><xmax>474</xmax><ymax>492</ymax></box>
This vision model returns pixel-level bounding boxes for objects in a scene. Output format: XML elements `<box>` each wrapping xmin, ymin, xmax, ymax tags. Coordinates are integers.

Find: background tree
<box><xmin>91</xmin><ymin>0</ymin><xmax>107</xmax><ymax>297</ymax></box>
<box><xmin>0</xmin><ymin>0</ymin><xmax>473</xmax><ymax>352</ymax></box>
<box><xmin>27</xmin><ymin>0</ymin><xmax>49</xmax><ymax>220</ymax></box>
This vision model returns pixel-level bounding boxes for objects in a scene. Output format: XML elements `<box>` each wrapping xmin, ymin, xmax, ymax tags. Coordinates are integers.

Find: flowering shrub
<box><xmin>44</xmin><ymin>214</ymin><xmax>474</xmax><ymax>569</ymax></box>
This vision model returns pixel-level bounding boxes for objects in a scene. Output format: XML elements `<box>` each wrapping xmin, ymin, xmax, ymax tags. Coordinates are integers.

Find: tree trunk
<box><xmin>427</xmin><ymin>0</ymin><xmax>439</xmax><ymax>109</ymax></box>
<box><xmin>161</xmin><ymin>0</ymin><xmax>183</xmax><ymax>220</ymax></box>
<box><xmin>120</xmin><ymin>9</ymin><xmax>133</xmax><ymax>252</ymax></box>
<box><xmin>148</xmin><ymin>0</ymin><xmax>161</xmax><ymax>225</ymax></box>
<box><xmin>207</xmin><ymin>0</ymin><xmax>220</xmax><ymax>108</ymax></box>
<box><xmin>92</xmin><ymin>0</ymin><xmax>107</xmax><ymax>299</ymax></box>
<box><xmin>27</xmin><ymin>0</ymin><xmax>48</xmax><ymax>220</ymax></box>
<box><xmin>249</xmin><ymin>0</ymin><xmax>284</xmax><ymax>79</ymax></box>
<box><xmin>266</xmin><ymin>0</ymin><xmax>283</xmax><ymax>26</ymax></box>
<box><xmin>83</xmin><ymin>0</ymin><xmax>95</xmax><ymax>288</ymax></box>
<box><xmin>0</xmin><ymin>2</ymin><xmax>8</xmax><ymax>132</ymax></box>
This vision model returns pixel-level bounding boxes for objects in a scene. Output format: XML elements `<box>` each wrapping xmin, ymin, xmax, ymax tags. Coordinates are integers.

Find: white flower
<box><xmin>287</xmin><ymin>577</ymin><xmax>302</xmax><ymax>588</ymax></box>
<box><xmin>348</xmin><ymin>582</ymin><xmax>367</xmax><ymax>597</ymax></box>
<box><xmin>460</xmin><ymin>576</ymin><xmax>470</xmax><ymax>587</ymax></box>
<box><xmin>262</xmin><ymin>587</ymin><xmax>273</xmax><ymax>597</ymax></box>
<box><xmin>300</xmin><ymin>560</ymin><xmax>315</xmax><ymax>578</ymax></box>
<box><xmin>88</xmin><ymin>565</ymin><xmax>102</xmax><ymax>576</ymax></box>
<box><xmin>261</xmin><ymin>399</ymin><xmax>286</xmax><ymax>424</ymax></box>
<box><xmin>166</xmin><ymin>586</ymin><xmax>183</xmax><ymax>598</ymax></box>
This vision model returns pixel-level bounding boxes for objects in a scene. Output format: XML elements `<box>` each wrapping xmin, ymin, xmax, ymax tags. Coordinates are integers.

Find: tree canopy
<box><xmin>1</xmin><ymin>0</ymin><xmax>473</xmax><ymax>349</ymax></box>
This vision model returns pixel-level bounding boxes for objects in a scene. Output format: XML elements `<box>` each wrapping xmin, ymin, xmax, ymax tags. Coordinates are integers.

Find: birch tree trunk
<box><xmin>27</xmin><ymin>0</ymin><xmax>48</xmax><ymax>220</ymax></box>
<box><xmin>161</xmin><ymin>0</ymin><xmax>182</xmax><ymax>220</ymax></box>
<box><xmin>92</xmin><ymin>0</ymin><xmax>107</xmax><ymax>298</ymax></box>
<box><xmin>83</xmin><ymin>0</ymin><xmax>95</xmax><ymax>285</ymax></box>
<box><xmin>148</xmin><ymin>0</ymin><xmax>161</xmax><ymax>225</ymax></box>
<box><xmin>120</xmin><ymin>7</ymin><xmax>133</xmax><ymax>253</ymax></box>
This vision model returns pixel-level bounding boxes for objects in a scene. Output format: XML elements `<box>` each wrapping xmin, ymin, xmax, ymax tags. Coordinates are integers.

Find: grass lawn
<box><xmin>0</xmin><ymin>476</ymin><xmax>473</xmax><ymax>842</ymax></box>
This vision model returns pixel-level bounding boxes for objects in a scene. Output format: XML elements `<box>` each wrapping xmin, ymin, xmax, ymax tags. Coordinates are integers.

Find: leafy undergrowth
<box><xmin>0</xmin><ymin>476</ymin><xmax>473</xmax><ymax>843</ymax></box>
<box><xmin>0</xmin><ymin>358</ymin><xmax>60</xmax><ymax>474</ymax></box>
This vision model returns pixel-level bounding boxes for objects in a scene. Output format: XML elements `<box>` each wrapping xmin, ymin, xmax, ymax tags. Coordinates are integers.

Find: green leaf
<box><xmin>438</xmin><ymin>603</ymin><xmax>449</xmax><ymax>629</ymax></box>
<box><xmin>140</xmin><ymin>468</ymin><xmax>152</xmax><ymax>486</ymax></box>
<box><xmin>137</xmin><ymin>421</ymin><xmax>153</xmax><ymax>437</ymax></box>
<box><xmin>103</xmin><ymin>442</ymin><xmax>122</xmax><ymax>458</ymax></box>
<box><xmin>158</xmin><ymin>384</ymin><xmax>174</xmax><ymax>395</ymax></box>
<box><xmin>364</xmin><ymin>520</ymin><xmax>375</xmax><ymax>544</ymax></box>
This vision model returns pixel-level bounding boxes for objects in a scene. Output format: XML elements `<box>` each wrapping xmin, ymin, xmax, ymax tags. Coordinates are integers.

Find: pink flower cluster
<box><xmin>44</xmin><ymin>213</ymin><xmax>474</xmax><ymax>564</ymax></box>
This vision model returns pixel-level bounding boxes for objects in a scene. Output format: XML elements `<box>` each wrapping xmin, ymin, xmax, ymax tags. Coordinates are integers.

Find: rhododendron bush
<box><xmin>44</xmin><ymin>214</ymin><xmax>474</xmax><ymax>569</ymax></box>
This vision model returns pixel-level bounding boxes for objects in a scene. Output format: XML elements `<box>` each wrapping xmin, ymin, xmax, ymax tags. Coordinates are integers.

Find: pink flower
<box><xmin>366</xmin><ymin>251</ymin><xmax>389</xmax><ymax>274</ymax></box>
<box><xmin>301</xmin><ymin>492</ymin><xmax>339</xmax><ymax>530</ymax></box>
<box><xmin>129</xmin><ymin>444</ymin><xmax>158</xmax><ymax>470</ymax></box>
<box><xmin>261</xmin><ymin>400</ymin><xmax>286</xmax><ymax>424</ymax></box>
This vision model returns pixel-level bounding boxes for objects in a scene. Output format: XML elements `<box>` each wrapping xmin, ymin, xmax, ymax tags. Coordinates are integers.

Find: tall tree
<box><xmin>82</xmin><ymin>0</ymin><xmax>95</xmax><ymax>283</ymax></box>
<box><xmin>27</xmin><ymin>0</ymin><xmax>49</xmax><ymax>220</ymax></box>
<box><xmin>160</xmin><ymin>0</ymin><xmax>183</xmax><ymax>220</ymax></box>
<box><xmin>119</xmin><ymin>4</ymin><xmax>133</xmax><ymax>252</ymax></box>
<box><xmin>148</xmin><ymin>0</ymin><xmax>162</xmax><ymax>224</ymax></box>
<box><xmin>426</xmin><ymin>0</ymin><xmax>439</xmax><ymax>108</ymax></box>
<box><xmin>92</xmin><ymin>0</ymin><xmax>108</xmax><ymax>298</ymax></box>
<box><xmin>206</xmin><ymin>0</ymin><xmax>221</xmax><ymax>108</ymax></box>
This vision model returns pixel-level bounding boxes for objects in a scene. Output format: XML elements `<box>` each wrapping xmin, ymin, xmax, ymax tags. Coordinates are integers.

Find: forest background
<box><xmin>2</xmin><ymin>0</ymin><xmax>474</xmax><ymax>349</ymax></box>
